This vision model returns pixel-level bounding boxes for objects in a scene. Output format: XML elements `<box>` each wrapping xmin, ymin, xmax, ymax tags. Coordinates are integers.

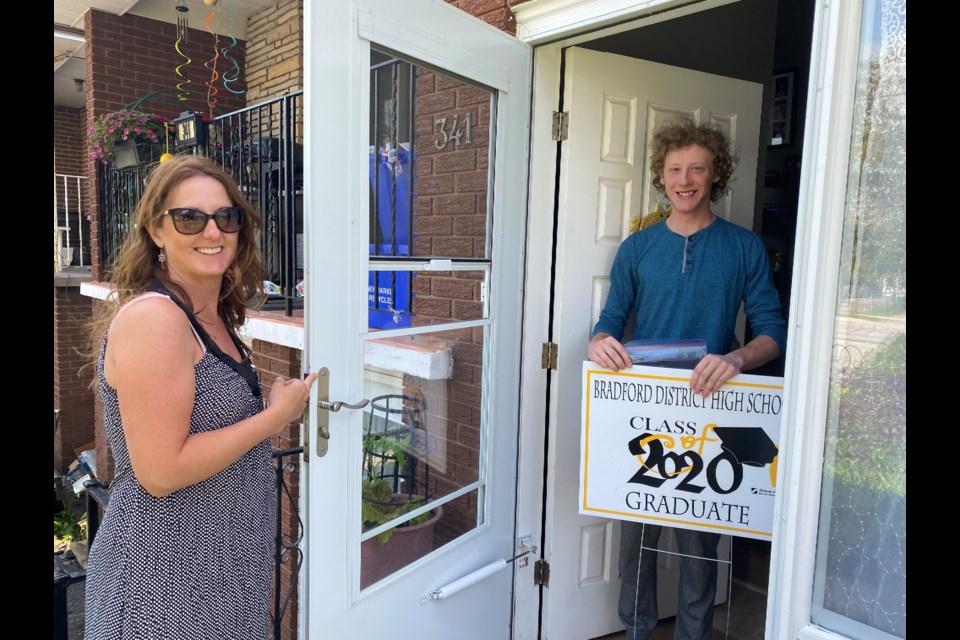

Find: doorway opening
<box><xmin>538</xmin><ymin>1</ymin><xmax>816</xmax><ymax>639</ymax></box>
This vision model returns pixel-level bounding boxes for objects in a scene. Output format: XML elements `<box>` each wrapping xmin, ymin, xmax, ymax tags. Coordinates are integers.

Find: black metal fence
<box><xmin>97</xmin><ymin>91</ymin><xmax>305</xmax><ymax>316</ymax></box>
<box><xmin>271</xmin><ymin>446</ymin><xmax>304</xmax><ymax>640</ymax></box>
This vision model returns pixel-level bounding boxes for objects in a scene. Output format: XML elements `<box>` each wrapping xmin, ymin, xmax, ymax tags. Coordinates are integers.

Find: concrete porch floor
<box><xmin>595</xmin><ymin>578</ymin><xmax>768</xmax><ymax>640</ymax></box>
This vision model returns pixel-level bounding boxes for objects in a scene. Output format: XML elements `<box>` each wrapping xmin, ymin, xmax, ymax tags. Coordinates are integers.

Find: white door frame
<box><xmin>767</xmin><ymin>1</ymin><xmax>867</xmax><ymax>638</ymax></box>
<box><xmin>514</xmin><ymin>1</ymin><xmax>867</xmax><ymax>639</ymax></box>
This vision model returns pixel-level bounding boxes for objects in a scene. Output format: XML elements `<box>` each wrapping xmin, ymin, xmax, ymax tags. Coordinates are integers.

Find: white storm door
<box><xmin>303</xmin><ymin>2</ymin><xmax>531</xmax><ymax>639</ymax></box>
<box><xmin>542</xmin><ymin>46</ymin><xmax>762</xmax><ymax>640</ymax></box>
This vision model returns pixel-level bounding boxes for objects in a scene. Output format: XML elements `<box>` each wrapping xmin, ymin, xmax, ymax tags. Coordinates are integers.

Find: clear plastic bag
<box><xmin>622</xmin><ymin>338</ymin><xmax>707</xmax><ymax>367</ymax></box>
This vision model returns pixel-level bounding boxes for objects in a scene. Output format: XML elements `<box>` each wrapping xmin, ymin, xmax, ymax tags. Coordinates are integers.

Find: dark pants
<box><xmin>618</xmin><ymin>522</ymin><xmax>721</xmax><ymax>640</ymax></box>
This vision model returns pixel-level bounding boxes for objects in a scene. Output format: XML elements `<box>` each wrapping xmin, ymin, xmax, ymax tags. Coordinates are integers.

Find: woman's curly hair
<box><xmin>85</xmin><ymin>154</ymin><xmax>266</xmax><ymax>372</ymax></box>
<box><xmin>649</xmin><ymin>120</ymin><xmax>739</xmax><ymax>203</ymax></box>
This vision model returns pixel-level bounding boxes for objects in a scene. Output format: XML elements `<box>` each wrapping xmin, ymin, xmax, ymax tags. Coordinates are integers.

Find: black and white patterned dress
<box><xmin>85</xmin><ymin>283</ymin><xmax>275</xmax><ymax>640</ymax></box>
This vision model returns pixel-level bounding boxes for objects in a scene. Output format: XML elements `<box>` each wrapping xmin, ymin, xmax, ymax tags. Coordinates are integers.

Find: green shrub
<box><xmin>828</xmin><ymin>331</ymin><xmax>906</xmax><ymax>495</ymax></box>
<box><xmin>54</xmin><ymin>507</ymin><xmax>87</xmax><ymax>543</ymax></box>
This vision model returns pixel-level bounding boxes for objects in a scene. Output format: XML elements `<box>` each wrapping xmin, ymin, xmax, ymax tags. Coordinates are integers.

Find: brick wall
<box><xmin>446</xmin><ymin>0</ymin><xmax>520</xmax><ymax>34</ymax></box>
<box><xmin>54</xmin><ymin>106</ymin><xmax>86</xmax><ymax>179</ymax></box>
<box><xmin>252</xmin><ymin>339</ymin><xmax>304</xmax><ymax>640</ymax></box>
<box><xmin>54</xmin><ymin>287</ymin><xmax>96</xmax><ymax>476</ymax></box>
<box><xmin>245</xmin><ymin>0</ymin><xmax>304</xmax><ymax>105</ymax></box>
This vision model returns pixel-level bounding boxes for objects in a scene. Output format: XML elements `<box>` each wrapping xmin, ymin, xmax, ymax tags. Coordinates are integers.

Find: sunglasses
<box><xmin>163</xmin><ymin>206</ymin><xmax>245</xmax><ymax>235</ymax></box>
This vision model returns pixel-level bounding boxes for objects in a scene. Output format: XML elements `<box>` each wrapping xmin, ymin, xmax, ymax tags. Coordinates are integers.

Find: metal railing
<box><xmin>97</xmin><ymin>91</ymin><xmax>304</xmax><ymax>315</ymax></box>
<box><xmin>271</xmin><ymin>446</ymin><xmax>304</xmax><ymax>640</ymax></box>
<box><xmin>209</xmin><ymin>90</ymin><xmax>304</xmax><ymax>315</ymax></box>
<box><xmin>54</xmin><ymin>172</ymin><xmax>89</xmax><ymax>274</ymax></box>
<box><xmin>98</xmin><ymin>164</ymin><xmax>148</xmax><ymax>276</ymax></box>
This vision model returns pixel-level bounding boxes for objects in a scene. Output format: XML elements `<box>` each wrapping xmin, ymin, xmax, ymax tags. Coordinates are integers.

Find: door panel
<box><xmin>542</xmin><ymin>46</ymin><xmax>761</xmax><ymax>640</ymax></box>
<box><xmin>303</xmin><ymin>1</ymin><xmax>530</xmax><ymax>637</ymax></box>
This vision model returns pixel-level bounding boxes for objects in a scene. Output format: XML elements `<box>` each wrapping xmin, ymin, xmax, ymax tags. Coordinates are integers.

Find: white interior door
<box><xmin>303</xmin><ymin>2</ymin><xmax>530</xmax><ymax>638</ymax></box>
<box><xmin>541</xmin><ymin>46</ymin><xmax>763</xmax><ymax>640</ymax></box>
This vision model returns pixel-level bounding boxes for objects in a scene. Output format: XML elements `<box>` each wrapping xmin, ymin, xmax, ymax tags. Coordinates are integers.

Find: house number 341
<box><xmin>435</xmin><ymin>113</ymin><xmax>473</xmax><ymax>149</ymax></box>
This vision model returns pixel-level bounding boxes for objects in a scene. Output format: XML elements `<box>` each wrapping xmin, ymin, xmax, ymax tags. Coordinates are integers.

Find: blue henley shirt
<box><xmin>592</xmin><ymin>216</ymin><xmax>787</xmax><ymax>357</ymax></box>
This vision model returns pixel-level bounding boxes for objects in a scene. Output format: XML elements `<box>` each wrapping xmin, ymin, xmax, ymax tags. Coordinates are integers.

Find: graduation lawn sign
<box><xmin>580</xmin><ymin>363</ymin><xmax>784</xmax><ymax>540</ymax></box>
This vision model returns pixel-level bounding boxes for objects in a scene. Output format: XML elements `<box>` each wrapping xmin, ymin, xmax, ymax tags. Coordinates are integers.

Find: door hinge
<box><xmin>541</xmin><ymin>342</ymin><xmax>558</xmax><ymax>370</ymax></box>
<box><xmin>552</xmin><ymin>111</ymin><xmax>569</xmax><ymax>141</ymax></box>
<box><xmin>534</xmin><ymin>559</ymin><xmax>550</xmax><ymax>587</ymax></box>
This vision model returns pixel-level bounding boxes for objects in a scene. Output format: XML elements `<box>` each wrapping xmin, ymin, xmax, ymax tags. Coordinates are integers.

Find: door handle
<box><xmin>315</xmin><ymin>367</ymin><xmax>370</xmax><ymax>458</ymax></box>
<box><xmin>317</xmin><ymin>399</ymin><xmax>370</xmax><ymax>412</ymax></box>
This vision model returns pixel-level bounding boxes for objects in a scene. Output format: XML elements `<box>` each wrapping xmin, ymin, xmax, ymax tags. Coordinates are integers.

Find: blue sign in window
<box><xmin>369</xmin><ymin>148</ymin><xmax>414</xmax><ymax>329</ymax></box>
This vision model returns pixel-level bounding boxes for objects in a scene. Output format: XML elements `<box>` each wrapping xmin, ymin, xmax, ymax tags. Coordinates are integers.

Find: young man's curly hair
<box><xmin>649</xmin><ymin>120</ymin><xmax>739</xmax><ymax>203</ymax></box>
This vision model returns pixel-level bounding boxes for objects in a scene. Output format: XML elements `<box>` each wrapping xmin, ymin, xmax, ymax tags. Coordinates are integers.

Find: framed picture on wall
<box><xmin>769</xmin><ymin>70</ymin><xmax>795</xmax><ymax>147</ymax></box>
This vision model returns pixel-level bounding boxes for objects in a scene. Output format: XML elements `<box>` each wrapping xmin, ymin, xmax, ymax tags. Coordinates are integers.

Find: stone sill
<box><xmin>79</xmin><ymin>282</ymin><xmax>452</xmax><ymax>380</ymax></box>
<box><xmin>55</xmin><ymin>266</ymin><xmax>93</xmax><ymax>288</ymax></box>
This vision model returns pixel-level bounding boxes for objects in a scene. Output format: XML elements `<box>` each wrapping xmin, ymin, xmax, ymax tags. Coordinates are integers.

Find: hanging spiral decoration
<box><xmin>203</xmin><ymin>11</ymin><xmax>221</xmax><ymax>115</ymax></box>
<box><xmin>217</xmin><ymin>0</ymin><xmax>244</xmax><ymax>95</ymax></box>
<box><xmin>220</xmin><ymin>33</ymin><xmax>244</xmax><ymax>95</ymax></box>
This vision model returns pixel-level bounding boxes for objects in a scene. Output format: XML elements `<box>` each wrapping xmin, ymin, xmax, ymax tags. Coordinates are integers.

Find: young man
<box><xmin>587</xmin><ymin>121</ymin><xmax>786</xmax><ymax>640</ymax></box>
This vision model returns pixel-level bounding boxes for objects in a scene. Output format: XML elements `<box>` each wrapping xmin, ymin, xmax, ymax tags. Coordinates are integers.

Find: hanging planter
<box><xmin>112</xmin><ymin>137</ymin><xmax>162</xmax><ymax>169</ymax></box>
<box><xmin>87</xmin><ymin>108</ymin><xmax>169</xmax><ymax>166</ymax></box>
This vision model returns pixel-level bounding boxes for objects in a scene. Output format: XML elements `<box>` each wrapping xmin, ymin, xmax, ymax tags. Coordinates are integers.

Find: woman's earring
<box><xmin>158</xmin><ymin>248</ymin><xmax>166</xmax><ymax>266</ymax></box>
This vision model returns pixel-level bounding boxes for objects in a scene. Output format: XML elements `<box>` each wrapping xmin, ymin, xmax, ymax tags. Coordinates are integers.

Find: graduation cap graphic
<box><xmin>711</xmin><ymin>427</ymin><xmax>778</xmax><ymax>467</ymax></box>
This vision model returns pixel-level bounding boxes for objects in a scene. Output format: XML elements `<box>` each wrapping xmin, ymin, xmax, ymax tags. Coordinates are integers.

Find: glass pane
<box><xmin>811</xmin><ymin>1</ymin><xmax>906</xmax><ymax>638</ymax></box>
<box><xmin>368</xmin><ymin>268</ymin><xmax>488</xmax><ymax>330</ymax></box>
<box><xmin>359</xmin><ymin>326</ymin><xmax>487</xmax><ymax>588</ymax></box>
<box><xmin>369</xmin><ymin>48</ymin><xmax>494</xmax><ymax>260</ymax></box>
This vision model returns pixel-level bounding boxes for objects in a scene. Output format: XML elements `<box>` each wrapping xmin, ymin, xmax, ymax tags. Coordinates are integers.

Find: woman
<box><xmin>84</xmin><ymin>155</ymin><xmax>317</xmax><ymax>640</ymax></box>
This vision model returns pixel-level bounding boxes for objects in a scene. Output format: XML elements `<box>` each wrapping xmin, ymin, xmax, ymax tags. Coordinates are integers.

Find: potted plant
<box><xmin>360</xmin><ymin>430</ymin><xmax>443</xmax><ymax>588</ymax></box>
<box><xmin>87</xmin><ymin>108</ymin><xmax>169</xmax><ymax>167</ymax></box>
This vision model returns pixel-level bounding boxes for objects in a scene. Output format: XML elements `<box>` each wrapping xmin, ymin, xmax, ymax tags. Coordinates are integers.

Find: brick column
<box><xmin>54</xmin><ymin>286</ymin><xmax>96</xmax><ymax>475</ymax></box>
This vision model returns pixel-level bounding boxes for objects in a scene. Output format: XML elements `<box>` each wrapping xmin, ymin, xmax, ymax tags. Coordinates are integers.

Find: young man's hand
<box><xmin>588</xmin><ymin>333</ymin><xmax>632</xmax><ymax>371</ymax></box>
<box><xmin>689</xmin><ymin>353</ymin><xmax>741</xmax><ymax>397</ymax></box>
<box><xmin>690</xmin><ymin>336</ymin><xmax>780</xmax><ymax>397</ymax></box>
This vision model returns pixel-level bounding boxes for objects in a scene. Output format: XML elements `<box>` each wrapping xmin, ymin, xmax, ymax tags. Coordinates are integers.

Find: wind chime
<box><xmin>174</xmin><ymin>0</ymin><xmax>192</xmax><ymax>102</ymax></box>
<box><xmin>175</xmin><ymin>0</ymin><xmax>189</xmax><ymax>42</ymax></box>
